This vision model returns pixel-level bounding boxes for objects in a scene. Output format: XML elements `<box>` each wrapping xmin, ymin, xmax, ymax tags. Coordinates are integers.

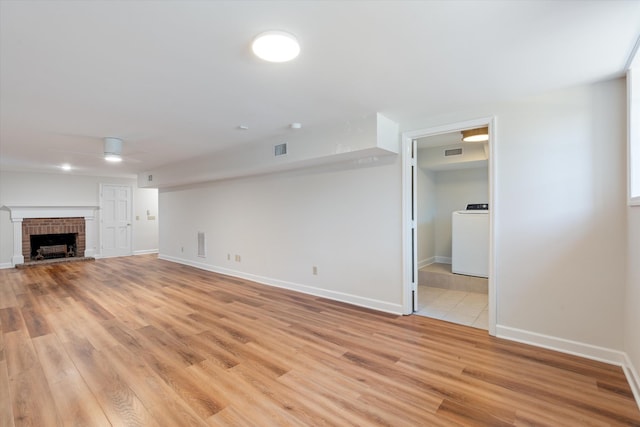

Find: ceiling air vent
<box><xmin>445</xmin><ymin>148</ymin><xmax>463</xmax><ymax>157</ymax></box>
<box><xmin>274</xmin><ymin>143</ymin><xmax>287</xmax><ymax>157</ymax></box>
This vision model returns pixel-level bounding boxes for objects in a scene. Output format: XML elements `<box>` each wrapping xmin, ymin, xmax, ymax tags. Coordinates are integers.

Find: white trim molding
<box><xmin>3</xmin><ymin>205</ymin><xmax>98</xmax><ymax>220</ymax></box>
<box><xmin>496</xmin><ymin>325</ymin><xmax>627</xmax><ymax>365</ymax></box>
<box><xmin>401</xmin><ymin>116</ymin><xmax>497</xmax><ymax>335</ymax></box>
<box><xmin>627</xmin><ymin>39</ymin><xmax>640</xmax><ymax>206</ymax></box>
<box><xmin>623</xmin><ymin>354</ymin><xmax>640</xmax><ymax>411</ymax></box>
<box><xmin>1</xmin><ymin>205</ymin><xmax>99</xmax><ymax>266</ymax></box>
<box><xmin>497</xmin><ymin>324</ymin><xmax>640</xmax><ymax>409</ymax></box>
<box><xmin>159</xmin><ymin>254</ymin><xmax>404</xmax><ymax>315</ymax></box>
<box><xmin>134</xmin><ymin>249</ymin><xmax>159</xmax><ymax>256</ymax></box>
<box><xmin>417</xmin><ymin>257</ymin><xmax>435</xmax><ymax>269</ymax></box>
<box><xmin>418</xmin><ymin>257</ymin><xmax>452</xmax><ymax>269</ymax></box>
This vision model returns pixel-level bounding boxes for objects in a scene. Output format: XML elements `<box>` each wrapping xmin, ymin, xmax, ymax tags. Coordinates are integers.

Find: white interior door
<box><xmin>100</xmin><ymin>184</ymin><xmax>132</xmax><ymax>257</ymax></box>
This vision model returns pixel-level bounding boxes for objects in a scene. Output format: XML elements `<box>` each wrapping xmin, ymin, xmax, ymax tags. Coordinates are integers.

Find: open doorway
<box><xmin>402</xmin><ymin>118</ymin><xmax>496</xmax><ymax>335</ymax></box>
<box><xmin>414</xmin><ymin>131</ymin><xmax>489</xmax><ymax>329</ymax></box>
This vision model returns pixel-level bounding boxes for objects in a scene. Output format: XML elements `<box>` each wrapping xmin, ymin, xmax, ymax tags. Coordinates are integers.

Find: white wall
<box><xmin>495</xmin><ymin>80</ymin><xmax>627</xmax><ymax>350</ymax></box>
<box><xmin>434</xmin><ymin>167</ymin><xmax>488</xmax><ymax>260</ymax></box>
<box><xmin>627</xmin><ymin>190</ymin><xmax>640</xmax><ymax>399</ymax></box>
<box><xmin>0</xmin><ymin>171</ymin><xmax>158</xmax><ymax>265</ymax></box>
<box><xmin>625</xmin><ymin>49</ymin><xmax>640</xmax><ymax>404</ymax></box>
<box><xmin>416</xmin><ymin>166</ymin><xmax>436</xmax><ymax>267</ymax></box>
<box><xmin>159</xmin><ymin>156</ymin><xmax>403</xmax><ymax>313</ymax></box>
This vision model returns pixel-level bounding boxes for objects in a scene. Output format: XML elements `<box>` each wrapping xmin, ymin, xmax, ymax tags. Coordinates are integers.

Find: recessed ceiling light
<box><xmin>290</xmin><ymin>123</ymin><xmax>302</xmax><ymax>129</ymax></box>
<box><xmin>61</xmin><ymin>164</ymin><xmax>71</xmax><ymax>171</ymax></box>
<box><xmin>252</xmin><ymin>30</ymin><xmax>300</xmax><ymax>63</ymax></box>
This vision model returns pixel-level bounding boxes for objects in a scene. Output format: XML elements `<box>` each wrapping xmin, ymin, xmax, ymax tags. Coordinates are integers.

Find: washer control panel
<box><xmin>466</xmin><ymin>203</ymin><xmax>488</xmax><ymax>210</ymax></box>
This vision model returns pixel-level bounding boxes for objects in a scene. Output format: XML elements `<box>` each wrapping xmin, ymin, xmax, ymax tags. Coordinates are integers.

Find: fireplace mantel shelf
<box><xmin>2</xmin><ymin>205</ymin><xmax>99</xmax><ymax>221</ymax></box>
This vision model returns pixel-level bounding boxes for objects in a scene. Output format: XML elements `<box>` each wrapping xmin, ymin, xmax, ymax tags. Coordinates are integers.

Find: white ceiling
<box><xmin>1</xmin><ymin>0</ymin><xmax>639</xmax><ymax>178</ymax></box>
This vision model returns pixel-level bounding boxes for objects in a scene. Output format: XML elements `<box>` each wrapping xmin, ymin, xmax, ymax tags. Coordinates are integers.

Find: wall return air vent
<box><xmin>197</xmin><ymin>232</ymin><xmax>206</xmax><ymax>258</ymax></box>
<box><xmin>445</xmin><ymin>148</ymin><xmax>463</xmax><ymax>157</ymax></box>
<box><xmin>274</xmin><ymin>143</ymin><xmax>287</xmax><ymax>157</ymax></box>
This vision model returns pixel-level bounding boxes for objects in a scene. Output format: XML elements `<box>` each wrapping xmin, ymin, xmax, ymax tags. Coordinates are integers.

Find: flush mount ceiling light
<box><xmin>104</xmin><ymin>137</ymin><xmax>123</xmax><ymax>162</ymax></box>
<box><xmin>252</xmin><ymin>30</ymin><xmax>300</xmax><ymax>63</ymax></box>
<box><xmin>60</xmin><ymin>164</ymin><xmax>71</xmax><ymax>171</ymax></box>
<box><xmin>461</xmin><ymin>127</ymin><xmax>489</xmax><ymax>142</ymax></box>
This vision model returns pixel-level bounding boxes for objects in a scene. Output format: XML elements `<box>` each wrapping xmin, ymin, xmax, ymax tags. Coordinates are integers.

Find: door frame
<box><xmin>401</xmin><ymin>116</ymin><xmax>497</xmax><ymax>336</ymax></box>
<box><xmin>99</xmin><ymin>183</ymin><xmax>133</xmax><ymax>258</ymax></box>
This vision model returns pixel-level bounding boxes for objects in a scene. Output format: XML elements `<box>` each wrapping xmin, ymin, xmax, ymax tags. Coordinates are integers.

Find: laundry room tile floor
<box><xmin>416</xmin><ymin>284</ymin><xmax>488</xmax><ymax>330</ymax></box>
<box><xmin>416</xmin><ymin>263</ymin><xmax>489</xmax><ymax>329</ymax></box>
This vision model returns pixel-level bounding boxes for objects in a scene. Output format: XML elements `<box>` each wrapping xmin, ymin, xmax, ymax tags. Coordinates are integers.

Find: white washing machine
<box><xmin>451</xmin><ymin>209</ymin><xmax>489</xmax><ymax>278</ymax></box>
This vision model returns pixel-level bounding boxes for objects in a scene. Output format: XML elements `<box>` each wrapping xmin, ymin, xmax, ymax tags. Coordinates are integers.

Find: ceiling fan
<box><xmin>48</xmin><ymin>134</ymin><xmax>144</xmax><ymax>164</ymax></box>
<box><xmin>103</xmin><ymin>137</ymin><xmax>124</xmax><ymax>162</ymax></box>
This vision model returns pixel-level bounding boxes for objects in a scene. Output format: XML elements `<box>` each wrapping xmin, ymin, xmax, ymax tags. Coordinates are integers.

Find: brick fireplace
<box><xmin>22</xmin><ymin>217</ymin><xmax>85</xmax><ymax>261</ymax></box>
<box><xmin>3</xmin><ymin>206</ymin><xmax>98</xmax><ymax>266</ymax></box>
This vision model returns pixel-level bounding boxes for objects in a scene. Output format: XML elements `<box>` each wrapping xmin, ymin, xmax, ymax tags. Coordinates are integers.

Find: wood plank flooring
<box><xmin>1</xmin><ymin>255</ymin><xmax>639</xmax><ymax>426</ymax></box>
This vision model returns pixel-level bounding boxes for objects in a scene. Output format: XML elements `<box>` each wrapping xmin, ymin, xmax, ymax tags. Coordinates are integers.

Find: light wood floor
<box><xmin>1</xmin><ymin>255</ymin><xmax>639</xmax><ymax>426</ymax></box>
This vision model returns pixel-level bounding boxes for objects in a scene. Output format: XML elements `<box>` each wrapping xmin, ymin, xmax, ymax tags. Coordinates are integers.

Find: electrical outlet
<box><xmin>227</xmin><ymin>253</ymin><xmax>231</xmax><ymax>261</ymax></box>
<box><xmin>235</xmin><ymin>255</ymin><xmax>241</xmax><ymax>262</ymax></box>
<box><xmin>312</xmin><ymin>266</ymin><xmax>318</xmax><ymax>275</ymax></box>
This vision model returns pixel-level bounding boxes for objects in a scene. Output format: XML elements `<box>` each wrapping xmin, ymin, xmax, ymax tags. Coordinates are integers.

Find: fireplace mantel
<box><xmin>3</xmin><ymin>205</ymin><xmax>98</xmax><ymax>221</ymax></box>
<box><xmin>2</xmin><ymin>205</ymin><xmax>99</xmax><ymax>266</ymax></box>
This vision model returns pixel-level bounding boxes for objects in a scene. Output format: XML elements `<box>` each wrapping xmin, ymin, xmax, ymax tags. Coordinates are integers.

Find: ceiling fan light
<box><xmin>461</xmin><ymin>127</ymin><xmax>489</xmax><ymax>142</ymax></box>
<box><xmin>104</xmin><ymin>137</ymin><xmax>123</xmax><ymax>162</ymax></box>
<box><xmin>104</xmin><ymin>154</ymin><xmax>122</xmax><ymax>162</ymax></box>
<box><xmin>252</xmin><ymin>30</ymin><xmax>300</xmax><ymax>62</ymax></box>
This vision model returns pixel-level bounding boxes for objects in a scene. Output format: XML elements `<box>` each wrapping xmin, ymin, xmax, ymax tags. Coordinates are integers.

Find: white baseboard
<box><xmin>418</xmin><ymin>257</ymin><xmax>435</xmax><ymax>269</ymax></box>
<box><xmin>134</xmin><ymin>249</ymin><xmax>158</xmax><ymax>256</ymax></box>
<box><xmin>158</xmin><ymin>254</ymin><xmax>404</xmax><ymax>315</ymax></box>
<box><xmin>84</xmin><ymin>249</ymin><xmax>97</xmax><ymax>258</ymax></box>
<box><xmin>95</xmin><ymin>252</ymin><xmax>137</xmax><ymax>259</ymax></box>
<box><xmin>497</xmin><ymin>324</ymin><xmax>640</xmax><ymax>409</ymax></box>
<box><xmin>93</xmin><ymin>250</ymin><xmax>157</xmax><ymax>259</ymax></box>
<box><xmin>496</xmin><ymin>325</ymin><xmax>627</xmax><ymax>366</ymax></box>
<box><xmin>418</xmin><ymin>257</ymin><xmax>451</xmax><ymax>269</ymax></box>
<box><xmin>0</xmin><ymin>262</ymin><xmax>13</xmax><ymax>269</ymax></box>
<box><xmin>623</xmin><ymin>353</ymin><xmax>640</xmax><ymax>411</ymax></box>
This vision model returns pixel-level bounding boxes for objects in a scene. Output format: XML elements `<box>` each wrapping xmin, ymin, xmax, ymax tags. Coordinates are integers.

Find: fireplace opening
<box><xmin>30</xmin><ymin>233</ymin><xmax>77</xmax><ymax>260</ymax></box>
